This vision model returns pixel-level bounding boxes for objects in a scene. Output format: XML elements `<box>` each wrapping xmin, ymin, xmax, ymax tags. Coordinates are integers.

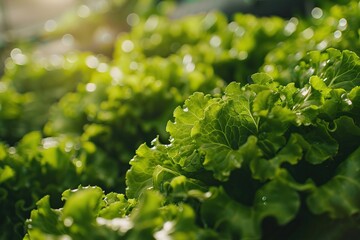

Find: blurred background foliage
<box><xmin>0</xmin><ymin>0</ymin><xmax>313</xmax><ymax>73</ymax></box>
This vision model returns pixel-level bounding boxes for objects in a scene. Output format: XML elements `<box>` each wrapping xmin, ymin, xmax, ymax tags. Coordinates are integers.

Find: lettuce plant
<box><xmin>0</xmin><ymin>131</ymin><xmax>122</xmax><ymax>239</ymax></box>
<box><xmin>262</xmin><ymin>0</ymin><xmax>360</xmax><ymax>83</ymax></box>
<box><xmin>43</xmin><ymin>10</ymin><xmax>288</xmax><ymax>191</ymax></box>
<box><xmin>25</xmin><ymin>48</ymin><xmax>360</xmax><ymax>239</ymax></box>
<box><xmin>0</xmin><ymin>52</ymin><xmax>93</xmax><ymax>144</ymax></box>
<box><xmin>125</xmin><ymin>48</ymin><xmax>360</xmax><ymax>239</ymax></box>
<box><xmin>1</xmin><ymin>9</ymin><xmax>287</xmax><ymax>239</ymax></box>
<box><xmin>3</xmin><ymin>1</ymin><xmax>360</xmax><ymax>239</ymax></box>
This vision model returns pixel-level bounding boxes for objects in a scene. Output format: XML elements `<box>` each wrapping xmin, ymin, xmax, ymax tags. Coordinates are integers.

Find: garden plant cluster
<box><xmin>1</xmin><ymin>0</ymin><xmax>360</xmax><ymax>239</ymax></box>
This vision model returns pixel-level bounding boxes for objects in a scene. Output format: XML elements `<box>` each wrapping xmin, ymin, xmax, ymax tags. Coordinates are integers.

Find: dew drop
<box><xmin>60</xmin><ymin>235</ymin><xmax>72</xmax><ymax>240</ymax></box>
<box><xmin>185</xmin><ymin>62</ymin><xmax>195</xmax><ymax>72</ymax></box>
<box><xmin>316</xmin><ymin>40</ymin><xmax>328</xmax><ymax>51</ymax></box>
<box><xmin>311</xmin><ymin>7</ymin><xmax>323</xmax><ymax>19</ymax></box>
<box><xmin>10</xmin><ymin>48</ymin><xmax>21</xmax><ymax>59</ymax></box>
<box><xmin>203</xmin><ymin>12</ymin><xmax>217</xmax><ymax>29</ymax></box>
<box><xmin>338</xmin><ymin>18</ymin><xmax>347</xmax><ymax>31</ymax></box>
<box><xmin>64</xmin><ymin>217</ymin><xmax>73</xmax><ymax>227</ymax></box>
<box><xmin>78</xmin><ymin>5</ymin><xmax>91</xmax><ymax>18</ymax></box>
<box><xmin>127</xmin><ymin>13</ymin><xmax>140</xmax><ymax>27</ymax></box>
<box><xmin>229</xmin><ymin>48</ymin><xmax>238</xmax><ymax>58</ymax></box>
<box><xmin>341</xmin><ymin>93</ymin><xmax>352</xmax><ymax>106</ymax></box>
<box><xmin>42</xmin><ymin>137</ymin><xmax>58</xmax><ymax>149</ymax></box>
<box><xmin>145</xmin><ymin>15</ymin><xmax>159</xmax><ymax>31</ymax></box>
<box><xmin>44</xmin><ymin>19</ymin><xmax>57</xmax><ymax>32</ymax></box>
<box><xmin>333</xmin><ymin>30</ymin><xmax>342</xmax><ymax>39</ymax></box>
<box><xmin>204</xmin><ymin>191</ymin><xmax>212</xmax><ymax>198</ymax></box>
<box><xmin>238</xmin><ymin>51</ymin><xmax>248</xmax><ymax>60</ymax></box>
<box><xmin>228</xmin><ymin>21</ymin><xmax>238</xmax><ymax>32</ymax></box>
<box><xmin>75</xmin><ymin>160</ymin><xmax>83</xmax><ymax>168</ymax></box>
<box><xmin>64</xmin><ymin>142</ymin><xmax>74</xmax><ymax>152</ymax></box>
<box><xmin>86</xmin><ymin>83</ymin><xmax>97</xmax><ymax>92</ymax></box>
<box><xmin>261</xmin><ymin>196</ymin><xmax>267</xmax><ymax>205</ymax></box>
<box><xmin>235</xmin><ymin>26</ymin><xmax>245</xmax><ymax>37</ymax></box>
<box><xmin>121</xmin><ymin>40</ymin><xmax>134</xmax><ymax>53</ymax></box>
<box><xmin>302</xmin><ymin>28</ymin><xmax>314</xmax><ymax>39</ymax></box>
<box><xmin>284</xmin><ymin>21</ymin><xmax>297</xmax><ymax>36</ymax></box>
<box><xmin>8</xmin><ymin>147</ymin><xmax>16</xmax><ymax>154</ymax></box>
<box><xmin>110</xmin><ymin>67</ymin><xmax>123</xmax><ymax>82</ymax></box>
<box><xmin>86</xmin><ymin>56</ymin><xmax>99</xmax><ymax>69</ymax></box>
<box><xmin>263</xmin><ymin>64</ymin><xmax>274</xmax><ymax>73</ymax></box>
<box><xmin>210</xmin><ymin>35</ymin><xmax>221</xmax><ymax>48</ymax></box>
<box><xmin>10</xmin><ymin>48</ymin><xmax>27</xmax><ymax>65</ymax></box>
<box><xmin>97</xmin><ymin>63</ymin><xmax>108</xmax><ymax>73</ymax></box>
<box><xmin>183</xmin><ymin>54</ymin><xmax>192</xmax><ymax>64</ymax></box>
<box><xmin>62</xmin><ymin>34</ymin><xmax>74</xmax><ymax>47</ymax></box>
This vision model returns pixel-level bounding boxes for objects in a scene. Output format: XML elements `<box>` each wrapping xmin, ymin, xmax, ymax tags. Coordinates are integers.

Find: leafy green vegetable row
<box><xmin>1</xmin><ymin>0</ymin><xmax>360</xmax><ymax>239</ymax></box>
<box><xmin>26</xmin><ymin>48</ymin><xmax>360</xmax><ymax>239</ymax></box>
<box><xmin>262</xmin><ymin>1</ymin><xmax>360</xmax><ymax>82</ymax></box>
<box><xmin>0</xmin><ymin>53</ymin><xmax>93</xmax><ymax>144</ymax></box>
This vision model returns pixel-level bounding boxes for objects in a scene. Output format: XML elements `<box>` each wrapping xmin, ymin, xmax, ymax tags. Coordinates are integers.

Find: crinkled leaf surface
<box><xmin>192</xmin><ymin>100</ymin><xmax>259</xmax><ymax>181</ymax></box>
<box><xmin>307</xmin><ymin>147</ymin><xmax>360</xmax><ymax>218</ymax></box>
<box><xmin>126</xmin><ymin>139</ymin><xmax>172</xmax><ymax>199</ymax></box>
<box><xmin>191</xmin><ymin>83</ymin><xmax>260</xmax><ymax>181</ymax></box>
<box><xmin>166</xmin><ymin>93</ymin><xmax>212</xmax><ymax>172</ymax></box>
<box><xmin>201</xmin><ymin>180</ymin><xmax>300</xmax><ymax>239</ymax></box>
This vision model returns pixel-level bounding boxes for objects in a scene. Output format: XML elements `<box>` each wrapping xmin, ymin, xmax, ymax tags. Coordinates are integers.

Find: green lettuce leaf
<box><xmin>166</xmin><ymin>92</ymin><xmax>213</xmax><ymax>172</ymax></box>
<box><xmin>307</xmin><ymin>147</ymin><xmax>360</xmax><ymax>218</ymax></box>
<box><xmin>201</xmin><ymin>180</ymin><xmax>300</xmax><ymax>239</ymax></box>
<box><xmin>126</xmin><ymin>138</ymin><xmax>173</xmax><ymax>199</ymax></box>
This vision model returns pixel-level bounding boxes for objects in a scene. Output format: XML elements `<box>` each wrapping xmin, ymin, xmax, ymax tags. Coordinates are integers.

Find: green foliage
<box><xmin>1</xmin><ymin>1</ymin><xmax>360</xmax><ymax>239</ymax></box>
<box><xmin>42</xmin><ymin>9</ymin><xmax>289</xmax><ymax>196</ymax></box>
<box><xmin>0</xmin><ymin>52</ymin><xmax>93</xmax><ymax>144</ymax></box>
<box><xmin>114</xmin><ymin>11</ymin><xmax>287</xmax><ymax>83</ymax></box>
<box><xmin>26</xmin><ymin>48</ymin><xmax>360</xmax><ymax>239</ymax></box>
<box><xmin>262</xmin><ymin>1</ymin><xmax>360</xmax><ymax>84</ymax></box>
<box><xmin>124</xmin><ymin>48</ymin><xmax>360</xmax><ymax>239</ymax></box>
<box><xmin>25</xmin><ymin>186</ymin><xmax>218</xmax><ymax>240</ymax></box>
<box><xmin>0</xmin><ymin>131</ymin><xmax>123</xmax><ymax>238</ymax></box>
